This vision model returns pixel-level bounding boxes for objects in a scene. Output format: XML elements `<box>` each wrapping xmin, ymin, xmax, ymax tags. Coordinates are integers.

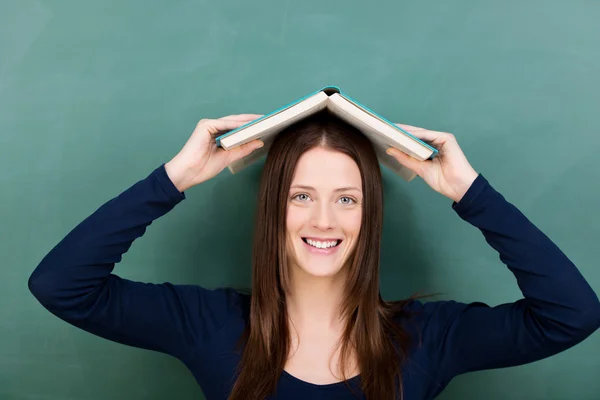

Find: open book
<box><xmin>215</xmin><ymin>86</ymin><xmax>438</xmax><ymax>182</ymax></box>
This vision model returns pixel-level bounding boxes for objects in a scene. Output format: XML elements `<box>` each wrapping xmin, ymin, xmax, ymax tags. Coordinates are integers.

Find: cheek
<box><xmin>286</xmin><ymin>206</ymin><xmax>306</xmax><ymax>234</ymax></box>
<box><xmin>342</xmin><ymin>210</ymin><xmax>362</xmax><ymax>236</ymax></box>
<box><xmin>346</xmin><ymin>210</ymin><xmax>362</xmax><ymax>236</ymax></box>
<box><xmin>285</xmin><ymin>207</ymin><xmax>307</xmax><ymax>261</ymax></box>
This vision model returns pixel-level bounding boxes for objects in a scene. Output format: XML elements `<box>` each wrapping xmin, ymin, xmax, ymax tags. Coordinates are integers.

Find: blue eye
<box><xmin>293</xmin><ymin>193</ymin><xmax>310</xmax><ymax>202</ymax></box>
<box><xmin>338</xmin><ymin>196</ymin><xmax>355</xmax><ymax>205</ymax></box>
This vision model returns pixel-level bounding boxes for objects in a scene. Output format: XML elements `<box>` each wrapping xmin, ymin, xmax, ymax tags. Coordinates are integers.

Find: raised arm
<box><xmin>421</xmin><ymin>174</ymin><xmax>600</xmax><ymax>381</ymax></box>
<box><xmin>28</xmin><ymin>163</ymin><xmax>238</xmax><ymax>360</ymax></box>
<box><xmin>387</xmin><ymin>124</ymin><xmax>600</xmax><ymax>383</ymax></box>
<box><xmin>28</xmin><ymin>115</ymin><xmax>265</xmax><ymax>360</ymax></box>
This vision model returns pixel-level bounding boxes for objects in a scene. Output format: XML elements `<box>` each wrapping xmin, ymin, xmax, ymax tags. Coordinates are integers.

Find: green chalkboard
<box><xmin>1</xmin><ymin>0</ymin><xmax>599</xmax><ymax>399</ymax></box>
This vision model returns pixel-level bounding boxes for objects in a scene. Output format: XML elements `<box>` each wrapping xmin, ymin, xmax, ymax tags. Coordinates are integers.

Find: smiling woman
<box><xmin>231</xmin><ymin>112</ymin><xmax>417</xmax><ymax>400</ymax></box>
<box><xmin>28</xmin><ymin>111</ymin><xmax>600</xmax><ymax>400</ymax></box>
<box><xmin>286</xmin><ymin>148</ymin><xmax>363</xmax><ymax>277</ymax></box>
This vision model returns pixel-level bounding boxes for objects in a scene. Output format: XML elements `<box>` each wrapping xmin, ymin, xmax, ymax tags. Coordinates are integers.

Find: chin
<box><xmin>290</xmin><ymin>236</ymin><xmax>350</xmax><ymax>279</ymax></box>
<box><xmin>296</xmin><ymin>263</ymin><xmax>344</xmax><ymax>278</ymax></box>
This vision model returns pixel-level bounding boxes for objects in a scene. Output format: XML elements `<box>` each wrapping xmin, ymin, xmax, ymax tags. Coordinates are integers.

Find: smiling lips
<box><xmin>301</xmin><ymin>237</ymin><xmax>343</xmax><ymax>255</ymax></box>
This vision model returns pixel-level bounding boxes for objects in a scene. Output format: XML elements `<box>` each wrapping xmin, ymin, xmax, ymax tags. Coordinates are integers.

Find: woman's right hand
<box><xmin>165</xmin><ymin>114</ymin><xmax>264</xmax><ymax>192</ymax></box>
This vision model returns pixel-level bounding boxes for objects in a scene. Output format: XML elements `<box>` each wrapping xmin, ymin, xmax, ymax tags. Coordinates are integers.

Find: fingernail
<box><xmin>386</xmin><ymin>149</ymin><xmax>394</xmax><ymax>155</ymax></box>
<box><xmin>257</xmin><ymin>141</ymin><xmax>264</xmax><ymax>148</ymax></box>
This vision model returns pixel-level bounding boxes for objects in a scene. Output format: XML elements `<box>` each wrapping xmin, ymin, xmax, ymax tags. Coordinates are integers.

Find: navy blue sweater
<box><xmin>29</xmin><ymin>163</ymin><xmax>600</xmax><ymax>399</ymax></box>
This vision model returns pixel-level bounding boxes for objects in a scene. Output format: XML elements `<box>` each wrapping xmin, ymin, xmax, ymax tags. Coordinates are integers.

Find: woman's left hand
<box><xmin>386</xmin><ymin>124</ymin><xmax>479</xmax><ymax>203</ymax></box>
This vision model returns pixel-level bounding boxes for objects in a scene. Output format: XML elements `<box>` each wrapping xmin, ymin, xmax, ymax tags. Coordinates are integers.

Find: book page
<box><xmin>220</xmin><ymin>91</ymin><xmax>329</xmax><ymax>149</ymax></box>
<box><xmin>223</xmin><ymin>91</ymin><xmax>427</xmax><ymax>181</ymax></box>
<box><xmin>326</xmin><ymin>93</ymin><xmax>431</xmax><ymax>161</ymax></box>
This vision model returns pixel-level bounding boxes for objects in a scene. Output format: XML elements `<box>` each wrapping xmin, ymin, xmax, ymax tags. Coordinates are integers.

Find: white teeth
<box><xmin>306</xmin><ymin>239</ymin><xmax>338</xmax><ymax>249</ymax></box>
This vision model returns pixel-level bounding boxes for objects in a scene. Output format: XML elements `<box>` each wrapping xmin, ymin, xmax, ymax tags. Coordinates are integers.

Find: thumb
<box><xmin>227</xmin><ymin>140</ymin><xmax>264</xmax><ymax>164</ymax></box>
<box><xmin>386</xmin><ymin>148</ymin><xmax>422</xmax><ymax>176</ymax></box>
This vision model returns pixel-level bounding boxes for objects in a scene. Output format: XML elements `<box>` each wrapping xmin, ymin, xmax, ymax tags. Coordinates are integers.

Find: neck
<box><xmin>286</xmin><ymin>265</ymin><xmax>348</xmax><ymax>331</ymax></box>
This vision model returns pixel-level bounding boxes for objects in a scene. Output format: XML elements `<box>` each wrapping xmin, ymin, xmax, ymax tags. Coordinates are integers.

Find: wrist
<box><xmin>165</xmin><ymin>158</ymin><xmax>192</xmax><ymax>193</ymax></box>
<box><xmin>451</xmin><ymin>169</ymin><xmax>479</xmax><ymax>203</ymax></box>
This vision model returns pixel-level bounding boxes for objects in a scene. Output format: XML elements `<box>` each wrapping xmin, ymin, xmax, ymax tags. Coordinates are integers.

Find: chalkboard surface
<box><xmin>2</xmin><ymin>1</ymin><xmax>599</xmax><ymax>399</ymax></box>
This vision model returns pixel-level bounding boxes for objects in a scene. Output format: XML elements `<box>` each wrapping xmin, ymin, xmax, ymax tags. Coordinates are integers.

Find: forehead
<box><xmin>291</xmin><ymin>147</ymin><xmax>362</xmax><ymax>189</ymax></box>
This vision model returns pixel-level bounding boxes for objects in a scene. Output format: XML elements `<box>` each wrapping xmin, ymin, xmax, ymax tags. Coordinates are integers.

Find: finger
<box><xmin>395</xmin><ymin>123</ymin><xmax>450</xmax><ymax>143</ymax></box>
<box><xmin>227</xmin><ymin>140</ymin><xmax>265</xmax><ymax>163</ymax></box>
<box><xmin>197</xmin><ymin>118</ymin><xmax>252</xmax><ymax>136</ymax></box>
<box><xmin>386</xmin><ymin>147</ymin><xmax>423</xmax><ymax>176</ymax></box>
<box><xmin>218</xmin><ymin>114</ymin><xmax>263</xmax><ymax>121</ymax></box>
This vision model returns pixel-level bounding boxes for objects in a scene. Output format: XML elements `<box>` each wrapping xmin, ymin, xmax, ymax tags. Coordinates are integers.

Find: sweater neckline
<box><xmin>281</xmin><ymin>369</ymin><xmax>361</xmax><ymax>389</ymax></box>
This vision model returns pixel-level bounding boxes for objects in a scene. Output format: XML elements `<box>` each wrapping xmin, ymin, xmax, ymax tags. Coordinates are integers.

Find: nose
<box><xmin>311</xmin><ymin>201</ymin><xmax>336</xmax><ymax>231</ymax></box>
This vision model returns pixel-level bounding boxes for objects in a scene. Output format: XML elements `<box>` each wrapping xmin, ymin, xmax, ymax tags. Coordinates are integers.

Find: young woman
<box><xmin>29</xmin><ymin>112</ymin><xmax>600</xmax><ymax>400</ymax></box>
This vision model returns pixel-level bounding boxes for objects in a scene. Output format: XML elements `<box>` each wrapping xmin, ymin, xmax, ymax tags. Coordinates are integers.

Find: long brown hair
<box><xmin>229</xmin><ymin>111</ymin><xmax>422</xmax><ymax>400</ymax></box>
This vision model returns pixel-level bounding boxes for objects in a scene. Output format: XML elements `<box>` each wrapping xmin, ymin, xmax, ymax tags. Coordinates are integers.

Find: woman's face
<box><xmin>286</xmin><ymin>147</ymin><xmax>363</xmax><ymax>279</ymax></box>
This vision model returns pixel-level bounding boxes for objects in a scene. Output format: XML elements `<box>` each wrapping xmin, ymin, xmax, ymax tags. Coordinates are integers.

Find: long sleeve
<box><xmin>417</xmin><ymin>174</ymin><xmax>600</xmax><ymax>384</ymax></box>
<box><xmin>28</xmin><ymin>164</ymin><xmax>239</xmax><ymax>361</ymax></box>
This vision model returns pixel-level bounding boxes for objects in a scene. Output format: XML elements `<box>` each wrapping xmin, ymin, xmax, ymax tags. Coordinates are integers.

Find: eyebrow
<box><xmin>290</xmin><ymin>185</ymin><xmax>362</xmax><ymax>193</ymax></box>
